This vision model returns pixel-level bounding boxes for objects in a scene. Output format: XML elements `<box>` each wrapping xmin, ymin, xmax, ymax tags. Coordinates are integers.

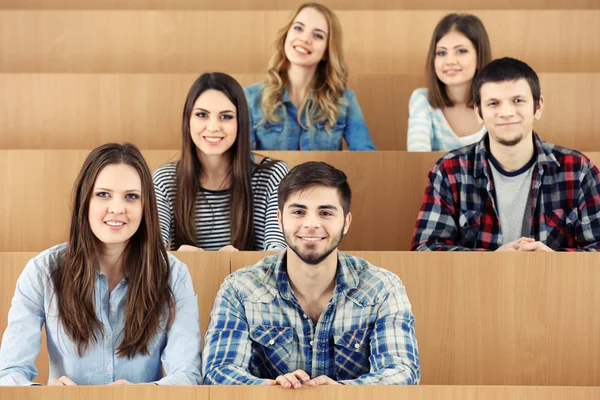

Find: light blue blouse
<box><xmin>0</xmin><ymin>243</ymin><xmax>202</xmax><ymax>386</ymax></box>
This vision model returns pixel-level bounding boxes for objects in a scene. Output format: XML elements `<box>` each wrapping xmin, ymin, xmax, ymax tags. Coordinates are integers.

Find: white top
<box><xmin>407</xmin><ymin>87</ymin><xmax>486</xmax><ymax>152</ymax></box>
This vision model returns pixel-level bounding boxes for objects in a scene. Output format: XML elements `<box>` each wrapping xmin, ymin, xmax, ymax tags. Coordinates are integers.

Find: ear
<box><xmin>474</xmin><ymin>105</ymin><xmax>484</xmax><ymax>125</ymax></box>
<box><xmin>277</xmin><ymin>209</ymin><xmax>283</xmax><ymax>233</ymax></box>
<box><xmin>534</xmin><ymin>95</ymin><xmax>544</xmax><ymax>120</ymax></box>
<box><xmin>343</xmin><ymin>212</ymin><xmax>352</xmax><ymax>235</ymax></box>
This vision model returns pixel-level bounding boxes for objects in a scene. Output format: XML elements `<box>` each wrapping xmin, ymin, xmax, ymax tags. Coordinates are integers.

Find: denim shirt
<box><xmin>244</xmin><ymin>83</ymin><xmax>376</xmax><ymax>151</ymax></box>
<box><xmin>0</xmin><ymin>243</ymin><xmax>202</xmax><ymax>386</ymax></box>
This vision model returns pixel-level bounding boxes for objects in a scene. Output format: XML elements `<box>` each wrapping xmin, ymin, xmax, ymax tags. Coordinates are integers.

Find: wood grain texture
<box><xmin>1</xmin><ymin>11</ymin><xmax>598</xmax><ymax>73</ymax></box>
<box><xmin>1</xmin><ymin>73</ymin><xmax>598</xmax><ymax>151</ymax></box>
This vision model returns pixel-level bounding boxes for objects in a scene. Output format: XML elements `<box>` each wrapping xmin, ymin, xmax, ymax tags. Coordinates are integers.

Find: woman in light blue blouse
<box><xmin>0</xmin><ymin>143</ymin><xmax>201</xmax><ymax>386</ymax></box>
<box><xmin>407</xmin><ymin>13</ymin><xmax>491</xmax><ymax>151</ymax></box>
<box><xmin>245</xmin><ymin>3</ymin><xmax>375</xmax><ymax>151</ymax></box>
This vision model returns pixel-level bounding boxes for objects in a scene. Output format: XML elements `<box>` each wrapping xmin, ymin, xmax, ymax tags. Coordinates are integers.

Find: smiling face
<box><xmin>88</xmin><ymin>163</ymin><xmax>143</xmax><ymax>251</ymax></box>
<box><xmin>278</xmin><ymin>185</ymin><xmax>351</xmax><ymax>265</ymax></box>
<box><xmin>475</xmin><ymin>78</ymin><xmax>544</xmax><ymax>147</ymax></box>
<box><xmin>189</xmin><ymin>89</ymin><xmax>238</xmax><ymax>159</ymax></box>
<box><xmin>283</xmin><ymin>7</ymin><xmax>329</xmax><ymax>69</ymax></box>
<box><xmin>434</xmin><ymin>30</ymin><xmax>478</xmax><ymax>88</ymax></box>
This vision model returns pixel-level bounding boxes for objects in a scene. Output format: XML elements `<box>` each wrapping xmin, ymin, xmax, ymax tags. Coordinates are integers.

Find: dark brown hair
<box><xmin>473</xmin><ymin>57</ymin><xmax>541</xmax><ymax>116</ymax></box>
<box><xmin>278</xmin><ymin>161</ymin><xmax>351</xmax><ymax>216</ymax></box>
<box><xmin>426</xmin><ymin>13</ymin><xmax>492</xmax><ymax>108</ymax></box>
<box><xmin>52</xmin><ymin>143</ymin><xmax>175</xmax><ymax>358</ymax></box>
<box><xmin>175</xmin><ymin>72</ymin><xmax>272</xmax><ymax>250</ymax></box>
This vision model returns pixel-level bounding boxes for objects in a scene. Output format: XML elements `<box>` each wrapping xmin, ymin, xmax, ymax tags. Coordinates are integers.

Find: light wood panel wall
<box><xmin>2</xmin><ymin>0</ymin><xmax>599</xmax><ymax>10</ymax></box>
<box><xmin>0</xmin><ymin>251</ymin><xmax>228</xmax><ymax>384</ymax></box>
<box><xmin>231</xmin><ymin>251</ymin><xmax>600</xmax><ymax>386</ymax></box>
<box><xmin>0</xmin><ymin>386</ymin><xmax>599</xmax><ymax>400</ymax></box>
<box><xmin>3</xmin><ymin>150</ymin><xmax>600</xmax><ymax>252</ymax></box>
<box><xmin>1</xmin><ymin>11</ymin><xmax>599</xmax><ymax>73</ymax></box>
<box><xmin>1</xmin><ymin>73</ymin><xmax>598</xmax><ymax>151</ymax></box>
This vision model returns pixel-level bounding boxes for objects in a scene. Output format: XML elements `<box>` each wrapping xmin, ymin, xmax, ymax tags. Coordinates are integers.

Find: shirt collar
<box><xmin>262</xmin><ymin>250</ymin><xmax>360</xmax><ymax>300</ymax></box>
<box><xmin>474</xmin><ymin>131</ymin><xmax>560</xmax><ymax>179</ymax></box>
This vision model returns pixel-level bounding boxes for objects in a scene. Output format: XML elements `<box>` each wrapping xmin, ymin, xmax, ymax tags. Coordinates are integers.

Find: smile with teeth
<box><xmin>300</xmin><ymin>237</ymin><xmax>324</xmax><ymax>241</ymax></box>
<box><xmin>105</xmin><ymin>221</ymin><xmax>125</xmax><ymax>226</ymax></box>
<box><xmin>294</xmin><ymin>45</ymin><xmax>311</xmax><ymax>55</ymax></box>
<box><xmin>204</xmin><ymin>137</ymin><xmax>224</xmax><ymax>143</ymax></box>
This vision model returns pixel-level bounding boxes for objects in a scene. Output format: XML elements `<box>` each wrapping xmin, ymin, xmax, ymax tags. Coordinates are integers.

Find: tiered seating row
<box><xmin>1</xmin><ymin>73</ymin><xmax>598</xmax><ymax>151</ymax></box>
<box><xmin>2</xmin><ymin>251</ymin><xmax>600</xmax><ymax>386</ymax></box>
<box><xmin>0</xmin><ymin>11</ymin><xmax>598</xmax><ymax>73</ymax></box>
<box><xmin>3</xmin><ymin>150</ymin><xmax>600</xmax><ymax>252</ymax></box>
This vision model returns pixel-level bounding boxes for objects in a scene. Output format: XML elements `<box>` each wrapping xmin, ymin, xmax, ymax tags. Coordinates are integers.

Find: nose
<box><xmin>499</xmin><ymin>102</ymin><xmax>515</xmax><ymax>117</ymax></box>
<box><xmin>303</xmin><ymin>213</ymin><xmax>320</xmax><ymax>230</ymax></box>
<box><xmin>108</xmin><ymin>198</ymin><xmax>125</xmax><ymax>214</ymax></box>
<box><xmin>207</xmin><ymin>117</ymin><xmax>220</xmax><ymax>132</ymax></box>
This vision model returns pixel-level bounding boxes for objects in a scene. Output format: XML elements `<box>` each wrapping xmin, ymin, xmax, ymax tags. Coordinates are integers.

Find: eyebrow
<box><xmin>436</xmin><ymin>44</ymin><xmax>469</xmax><ymax>49</ymax></box>
<box><xmin>293</xmin><ymin>21</ymin><xmax>328</xmax><ymax>36</ymax></box>
<box><xmin>287</xmin><ymin>203</ymin><xmax>338</xmax><ymax>211</ymax></box>
<box><xmin>193</xmin><ymin>107</ymin><xmax>236</xmax><ymax>114</ymax></box>
<box><xmin>484</xmin><ymin>94</ymin><xmax>527</xmax><ymax>102</ymax></box>
<box><xmin>95</xmin><ymin>188</ymin><xmax>141</xmax><ymax>193</ymax></box>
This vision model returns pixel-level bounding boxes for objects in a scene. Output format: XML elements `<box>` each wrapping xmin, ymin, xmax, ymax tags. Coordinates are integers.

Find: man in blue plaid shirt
<box><xmin>202</xmin><ymin>162</ymin><xmax>420</xmax><ymax>387</ymax></box>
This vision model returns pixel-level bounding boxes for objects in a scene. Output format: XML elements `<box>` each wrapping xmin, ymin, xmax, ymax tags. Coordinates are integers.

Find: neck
<box><xmin>97</xmin><ymin>242</ymin><xmax>126</xmax><ymax>282</ymax></box>
<box><xmin>286</xmin><ymin>248</ymin><xmax>338</xmax><ymax>302</ymax></box>
<box><xmin>489</xmin><ymin>132</ymin><xmax>535</xmax><ymax>172</ymax></box>
<box><xmin>445</xmin><ymin>82</ymin><xmax>471</xmax><ymax>106</ymax></box>
<box><xmin>287</xmin><ymin>64</ymin><xmax>316</xmax><ymax>105</ymax></box>
<box><xmin>197</xmin><ymin>150</ymin><xmax>232</xmax><ymax>190</ymax></box>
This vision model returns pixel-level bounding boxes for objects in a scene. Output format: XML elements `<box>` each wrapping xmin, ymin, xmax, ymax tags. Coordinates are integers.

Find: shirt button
<box><xmin>354</xmin><ymin>343</ymin><xmax>360</xmax><ymax>349</ymax></box>
<box><xmin>302</xmin><ymin>314</ymin><xmax>308</xmax><ymax>319</ymax></box>
<box><xmin>106</xmin><ymin>365</ymin><xmax>112</xmax><ymax>372</ymax></box>
<box><xmin>309</xmin><ymin>340</ymin><xmax>314</xmax><ymax>346</ymax></box>
<box><xmin>107</xmin><ymin>334</ymin><xmax>112</xmax><ymax>340</ymax></box>
<box><xmin>269</xmin><ymin>339</ymin><xmax>275</xmax><ymax>345</ymax></box>
<box><xmin>111</xmin><ymin>307</ymin><xmax>116</xmax><ymax>313</ymax></box>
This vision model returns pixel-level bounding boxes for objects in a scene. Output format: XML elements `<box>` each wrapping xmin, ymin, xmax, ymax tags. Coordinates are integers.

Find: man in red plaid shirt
<box><xmin>411</xmin><ymin>57</ymin><xmax>600</xmax><ymax>252</ymax></box>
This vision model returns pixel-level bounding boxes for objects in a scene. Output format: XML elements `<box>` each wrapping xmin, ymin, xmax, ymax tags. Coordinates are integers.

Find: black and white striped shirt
<box><xmin>152</xmin><ymin>159</ymin><xmax>288</xmax><ymax>251</ymax></box>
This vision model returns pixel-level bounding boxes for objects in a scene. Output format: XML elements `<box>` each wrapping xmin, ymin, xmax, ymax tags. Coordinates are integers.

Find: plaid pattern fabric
<box><xmin>202</xmin><ymin>251</ymin><xmax>420</xmax><ymax>385</ymax></box>
<box><xmin>411</xmin><ymin>133</ymin><xmax>600</xmax><ymax>251</ymax></box>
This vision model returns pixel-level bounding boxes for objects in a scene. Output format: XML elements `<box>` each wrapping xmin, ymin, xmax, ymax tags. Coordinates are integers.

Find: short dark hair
<box><xmin>278</xmin><ymin>161</ymin><xmax>352</xmax><ymax>216</ymax></box>
<box><xmin>473</xmin><ymin>57</ymin><xmax>541</xmax><ymax>115</ymax></box>
<box><xmin>426</xmin><ymin>13</ymin><xmax>492</xmax><ymax>108</ymax></box>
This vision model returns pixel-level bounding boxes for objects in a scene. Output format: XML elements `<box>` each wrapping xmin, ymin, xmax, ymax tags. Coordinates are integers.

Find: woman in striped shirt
<box><xmin>153</xmin><ymin>73</ymin><xmax>288</xmax><ymax>251</ymax></box>
<box><xmin>407</xmin><ymin>13</ymin><xmax>492</xmax><ymax>152</ymax></box>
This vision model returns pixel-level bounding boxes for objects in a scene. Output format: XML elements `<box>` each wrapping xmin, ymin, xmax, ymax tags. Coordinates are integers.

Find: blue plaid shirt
<box><xmin>202</xmin><ymin>251</ymin><xmax>420</xmax><ymax>385</ymax></box>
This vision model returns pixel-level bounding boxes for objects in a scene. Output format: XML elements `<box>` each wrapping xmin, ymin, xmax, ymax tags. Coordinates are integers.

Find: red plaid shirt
<box><xmin>411</xmin><ymin>133</ymin><xmax>600</xmax><ymax>251</ymax></box>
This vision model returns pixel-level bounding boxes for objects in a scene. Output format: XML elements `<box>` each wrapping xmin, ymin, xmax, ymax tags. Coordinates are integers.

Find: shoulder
<box><xmin>409</xmin><ymin>88</ymin><xmax>432</xmax><ymax>107</ymax></box>
<box><xmin>22</xmin><ymin>243</ymin><xmax>68</xmax><ymax>286</ymax></box>
<box><xmin>543</xmin><ymin>140</ymin><xmax>596</xmax><ymax>173</ymax></box>
<box><xmin>339</xmin><ymin>253</ymin><xmax>406</xmax><ymax>302</ymax></box>
<box><xmin>253</xmin><ymin>158</ymin><xmax>289</xmax><ymax>184</ymax></box>
<box><xmin>223</xmin><ymin>253</ymin><xmax>280</xmax><ymax>300</ymax></box>
<box><xmin>244</xmin><ymin>82</ymin><xmax>265</xmax><ymax>104</ymax></box>
<box><xmin>432</xmin><ymin>143</ymin><xmax>477</xmax><ymax>174</ymax></box>
<box><xmin>166</xmin><ymin>252</ymin><xmax>192</xmax><ymax>290</ymax></box>
<box><xmin>152</xmin><ymin>161</ymin><xmax>178</xmax><ymax>183</ymax></box>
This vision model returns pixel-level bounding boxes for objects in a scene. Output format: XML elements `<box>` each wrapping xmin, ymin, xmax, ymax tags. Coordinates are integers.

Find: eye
<box><xmin>292</xmin><ymin>209</ymin><xmax>305</xmax><ymax>216</ymax></box>
<box><xmin>514</xmin><ymin>98</ymin><xmax>525</xmax><ymax>103</ymax></box>
<box><xmin>457</xmin><ymin>48</ymin><xmax>468</xmax><ymax>54</ymax></box>
<box><xmin>293</xmin><ymin>25</ymin><xmax>302</xmax><ymax>32</ymax></box>
<box><xmin>126</xmin><ymin>193</ymin><xmax>140</xmax><ymax>200</ymax></box>
<box><xmin>220</xmin><ymin>114</ymin><xmax>234</xmax><ymax>120</ymax></box>
<box><xmin>95</xmin><ymin>191</ymin><xmax>110</xmax><ymax>198</ymax></box>
<box><xmin>194</xmin><ymin>112</ymin><xmax>208</xmax><ymax>118</ymax></box>
<box><xmin>436</xmin><ymin>50</ymin><xmax>447</xmax><ymax>57</ymax></box>
<box><xmin>313</xmin><ymin>33</ymin><xmax>324</xmax><ymax>40</ymax></box>
<box><xmin>320</xmin><ymin>211</ymin><xmax>333</xmax><ymax>217</ymax></box>
<box><xmin>487</xmin><ymin>101</ymin><xmax>497</xmax><ymax>107</ymax></box>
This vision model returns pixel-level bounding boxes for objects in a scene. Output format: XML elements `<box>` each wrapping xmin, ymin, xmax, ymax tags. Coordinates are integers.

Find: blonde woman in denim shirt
<box><xmin>244</xmin><ymin>3</ymin><xmax>375</xmax><ymax>151</ymax></box>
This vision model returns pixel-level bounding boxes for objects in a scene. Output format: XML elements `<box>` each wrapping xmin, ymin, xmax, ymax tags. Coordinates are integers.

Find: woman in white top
<box><xmin>407</xmin><ymin>13</ymin><xmax>492</xmax><ymax>151</ymax></box>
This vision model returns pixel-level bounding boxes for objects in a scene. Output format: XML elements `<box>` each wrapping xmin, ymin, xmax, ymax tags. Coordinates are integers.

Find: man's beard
<box><xmin>284</xmin><ymin>221</ymin><xmax>346</xmax><ymax>265</ymax></box>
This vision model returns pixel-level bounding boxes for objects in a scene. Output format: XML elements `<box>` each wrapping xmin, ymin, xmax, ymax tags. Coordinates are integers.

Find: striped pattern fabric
<box><xmin>202</xmin><ymin>251</ymin><xmax>420</xmax><ymax>385</ymax></box>
<box><xmin>411</xmin><ymin>133</ymin><xmax>600</xmax><ymax>251</ymax></box>
<box><xmin>152</xmin><ymin>159</ymin><xmax>288</xmax><ymax>251</ymax></box>
<box><xmin>407</xmin><ymin>88</ymin><xmax>486</xmax><ymax>152</ymax></box>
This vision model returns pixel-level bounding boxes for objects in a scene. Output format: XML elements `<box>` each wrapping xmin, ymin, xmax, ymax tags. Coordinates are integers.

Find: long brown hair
<box><xmin>51</xmin><ymin>143</ymin><xmax>175</xmax><ymax>358</ymax></box>
<box><xmin>175</xmin><ymin>72</ymin><xmax>269</xmax><ymax>250</ymax></box>
<box><xmin>260</xmin><ymin>2</ymin><xmax>348</xmax><ymax>132</ymax></box>
<box><xmin>425</xmin><ymin>13</ymin><xmax>492</xmax><ymax>108</ymax></box>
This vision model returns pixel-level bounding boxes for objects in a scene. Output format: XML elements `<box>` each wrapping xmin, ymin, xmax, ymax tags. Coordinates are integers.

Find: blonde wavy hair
<box><xmin>260</xmin><ymin>3</ymin><xmax>348</xmax><ymax>132</ymax></box>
